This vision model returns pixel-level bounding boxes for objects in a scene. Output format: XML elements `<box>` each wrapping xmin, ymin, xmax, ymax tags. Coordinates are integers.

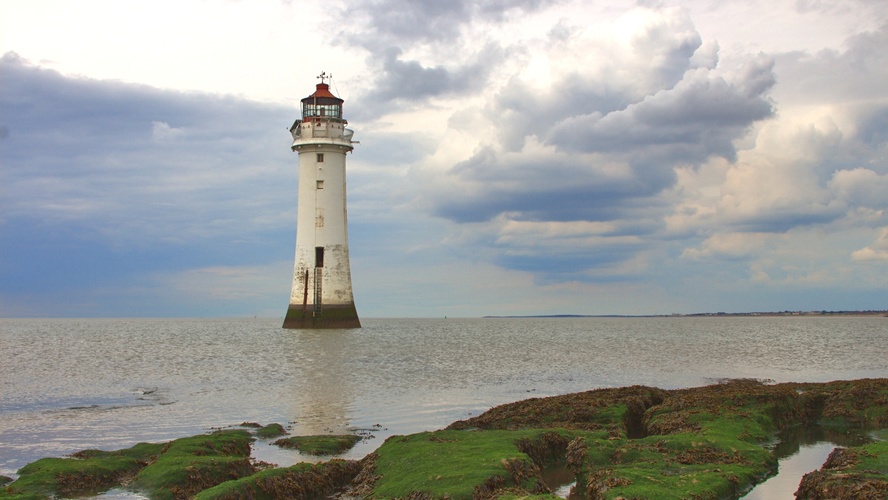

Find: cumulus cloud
<box><xmin>424</xmin><ymin>8</ymin><xmax>776</xmax><ymax>233</ymax></box>
<box><xmin>830</xmin><ymin>168</ymin><xmax>888</xmax><ymax>209</ymax></box>
<box><xmin>852</xmin><ymin>228</ymin><xmax>888</xmax><ymax>262</ymax></box>
<box><xmin>396</xmin><ymin>8</ymin><xmax>888</xmax><ymax>297</ymax></box>
<box><xmin>341</xmin><ymin>0</ymin><xmax>550</xmax><ymax>114</ymax></box>
<box><xmin>355</xmin><ymin>44</ymin><xmax>503</xmax><ymax>113</ymax></box>
<box><xmin>547</xmin><ymin>62</ymin><xmax>774</xmax><ymax>163</ymax></box>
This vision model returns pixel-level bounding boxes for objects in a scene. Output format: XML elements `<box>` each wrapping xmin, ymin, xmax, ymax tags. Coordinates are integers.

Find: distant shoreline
<box><xmin>484</xmin><ymin>310</ymin><xmax>888</xmax><ymax>318</ymax></box>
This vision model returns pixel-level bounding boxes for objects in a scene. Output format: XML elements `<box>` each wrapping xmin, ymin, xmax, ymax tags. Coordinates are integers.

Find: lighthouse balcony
<box><xmin>291</xmin><ymin>138</ymin><xmax>354</xmax><ymax>151</ymax></box>
<box><xmin>293</xmin><ymin>119</ymin><xmax>354</xmax><ymax>141</ymax></box>
<box><xmin>289</xmin><ymin>119</ymin><xmax>302</xmax><ymax>140</ymax></box>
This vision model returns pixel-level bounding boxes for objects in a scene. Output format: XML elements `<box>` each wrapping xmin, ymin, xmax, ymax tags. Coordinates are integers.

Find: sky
<box><xmin>1</xmin><ymin>0</ymin><xmax>887</xmax><ymax>318</ymax></box>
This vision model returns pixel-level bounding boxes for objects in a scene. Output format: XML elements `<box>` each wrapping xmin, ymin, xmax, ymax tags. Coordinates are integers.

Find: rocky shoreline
<box><xmin>2</xmin><ymin>378</ymin><xmax>886</xmax><ymax>499</ymax></box>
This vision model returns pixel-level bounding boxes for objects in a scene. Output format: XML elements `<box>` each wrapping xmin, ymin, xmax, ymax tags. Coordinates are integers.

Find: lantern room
<box><xmin>302</xmin><ymin>82</ymin><xmax>343</xmax><ymax>120</ymax></box>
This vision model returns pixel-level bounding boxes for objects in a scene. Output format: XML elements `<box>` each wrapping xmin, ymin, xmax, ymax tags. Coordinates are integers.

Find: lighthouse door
<box><xmin>313</xmin><ymin>247</ymin><xmax>324</xmax><ymax>312</ymax></box>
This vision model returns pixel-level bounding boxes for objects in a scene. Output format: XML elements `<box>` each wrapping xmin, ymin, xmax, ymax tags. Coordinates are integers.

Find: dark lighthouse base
<box><xmin>282</xmin><ymin>303</ymin><xmax>361</xmax><ymax>329</ymax></box>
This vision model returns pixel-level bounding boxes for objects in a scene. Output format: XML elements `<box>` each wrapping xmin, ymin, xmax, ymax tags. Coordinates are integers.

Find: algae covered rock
<box><xmin>194</xmin><ymin>459</ymin><xmax>362</xmax><ymax>499</ymax></box>
<box><xmin>3</xmin><ymin>380</ymin><xmax>886</xmax><ymax>499</ymax></box>
<box><xmin>447</xmin><ymin>385</ymin><xmax>668</xmax><ymax>434</ymax></box>
<box><xmin>0</xmin><ymin>430</ymin><xmax>255</xmax><ymax>500</ymax></box>
<box><xmin>255</xmin><ymin>423</ymin><xmax>288</xmax><ymax>439</ymax></box>
<box><xmin>272</xmin><ymin>434</ymin><xmax>361</xmax><ymax>455</ymax></box>
<box><xmin>2</xmin><ymin>442</ymin><xmax>164</xmax><ymax>499</ymax></box>
<box><xmin>352</xmin><ymin>429</ymin><xmax>577</xmax><ymax>498</ymax></box>
<box><xmin>795</xmin><ymin>434</ymin><xmax>888</xmax><ymax>499</ymax></box>
<box><xmin>366</xmin><ymin>379</ymin><xmax>888</xmax><ymax>499</ymax></box>
<box><xmin>131</xmin><ymin>430</ymin><xmax>257</xmax><ymax>499</ymax></box>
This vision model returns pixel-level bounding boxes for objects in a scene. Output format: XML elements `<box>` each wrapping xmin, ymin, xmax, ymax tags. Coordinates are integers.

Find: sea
<box><xmin>1</xmin><ymin>316</ymin><xmax>886</xmax><ymax>497</ymax></box>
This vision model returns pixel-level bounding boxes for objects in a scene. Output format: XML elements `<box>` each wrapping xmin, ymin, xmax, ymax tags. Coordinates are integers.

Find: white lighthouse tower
<box><xmin>283</xmin><ymin>72</ymin><xmax>360</xmax><ymax>329</ymax></box>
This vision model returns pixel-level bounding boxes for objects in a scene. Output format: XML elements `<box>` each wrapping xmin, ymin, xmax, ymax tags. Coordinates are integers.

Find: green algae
<box><xmin>272</xmin><ymin>434</ymin><xmax>361</xmax><ymax>455</ymax></box>
<box><xmin>130</xmin><ymin>430</ymin><xmax>256</xmax><ymax>500</ymax></box>
<box><xmin>359</xmin><ymin>379</ymin><xmax>888</xmax><ymax>499</ymax></box>
<box><xmin>255</xmin><ymin>423</ymin><xmax>288</xmax><ymax>439</ymax></box>
<box><xmin>1</xmin><ymin>442</ymin><xmax>164</xmax><ymax>499</ymax></box>
<box><xmin>357</xmin><ymin>426</ymin><xmax>772</xmax><ymax>499</ymax></box>
<box><xmin>1</xmin><ymin>430</ymin><xmax>255</xmax><ymax>500</ymax></box>
<box><xmin>364</xmin><ymin>429</ymin><xmax>564</xmax><ymax>498</ymax></box>
<box><xmin>193</xmin><ymin>459</ymin><xmax>362</xmax><ymax>499</ymax></box>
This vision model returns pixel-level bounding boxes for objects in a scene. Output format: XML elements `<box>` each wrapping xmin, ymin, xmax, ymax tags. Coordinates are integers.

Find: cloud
<box><xmin>490</xmin><ymin>7</ymin><xmax>718</xmax><ymax>152</ymax></box>
<box><xmin>546</xmin><ymin>62</ymin><xmax>774</xmax><ymax>163</ymax></box>
<box><xmin>680</xmin><ymin>232</ymin><xmax>772</xmax><ymax>261</ymax></box>
<box><xmin>830</xmin><ymin>168</ymin><xmax>888</xmax><ymax>209</ymax></box>
<box><xmin>0</xmin><ymin>52</ymin><xmax>295</xmax><ymax>237</ymax></box>
<box><xmin>343</xmin><ymin>0</ymin><xmax>554</xmax><ymax>46</ymax></box>
<box><xmin>422</xmin><ymin>9</ymin><xmax>776</xmax><ymax>232</ymax></box>
<box><xmin>340</xmin><ymin>0</ymin><xmax>548</xmax><ymax>114</ymax></box>
<box><xmin>852</xmin><ymin>227</ymin><xmax>888</xmax><ymax>262</ymax></box>
<box><xmin>425</xmin><ymin>142</ymin><xmax>640</xmax><ymax>224</ymax></box>
<box><xmin>355</xmin><ymin>44</ymin><xmax>503</xmax><ymax>113</ymax></box>
<box><xmin>0</xmin><ymin>52</ymin><xmax>302</xmax><ymax>316</ymax></box>
<box><xmin>151</xmin><ymin>121</ymin><xmax>186</xmax><ymax>142</ymax></box>
<box><xmin>3</xmin><ymin>2</ymin><xmax>888</xmax><ymax>317</ymax></box>
<box><xmin>399</xmin><ymin>11</ymin><xmax>888</xmax><ymax>301</ymax></box>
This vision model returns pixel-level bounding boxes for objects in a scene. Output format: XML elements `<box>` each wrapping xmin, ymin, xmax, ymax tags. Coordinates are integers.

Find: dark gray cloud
<box><xmin>0</xmin><ymin>52</ymin><xmax>300</xmax><ymax>315</ymax></box>
<box><xmin>0</xmin><ymin>52</ymin><xmax>295</xmax><ymax>225</ymax></box>
<box><xmin>363</xmin><ymin>45</ymin><xmax>497</xmax><ymax>101</ymax></box>
<box><xmin>493</xmin><ymin>75</ymin><xmax>637</xmax><ymax>152</ymax></box>
<box><xmin>494</xmin><ymin>245</ymin><xmax>642</xmax><ymax>283</ymax></box>
<box><xmin>343</xmin><ymin>0</ymin><xmax>554</xmax><ymax>45</ymax></box>
<box><xmin>430</xmin><ymin>146</ymin><xmax>671</xmax><ymax>224</ymax></box>
<box><xmin>728</xmin><ymin>210</ymin><xmax>844</xmax><ymax>234</ymax></box>
<box><xmin>857</xmin><ymin>107</ymin><xmax>888</xmax><ymax>152</ymax></box>
<box><xmin>349</xmin><ymin>44</ymin><xmax>504</xmax><ymax>119</ymax></box>
<box><xmin>339</xmin><ymin>0</ymin><xmax>542</xmax><ymax>114</ymax></box>
<box><xmin>547</xmin><ymin>63</ymin><xmax>775</xmax><ymax>163</ymax></box>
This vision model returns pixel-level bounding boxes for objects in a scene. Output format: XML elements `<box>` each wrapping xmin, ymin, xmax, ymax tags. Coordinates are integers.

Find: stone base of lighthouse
<box><xmin>283</xmin><ymin>303</ymin><xmax>361</xmax><ymax>329</ymax></box>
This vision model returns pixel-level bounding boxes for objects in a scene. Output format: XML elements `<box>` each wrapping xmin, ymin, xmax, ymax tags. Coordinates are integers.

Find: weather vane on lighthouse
<box><xmin>282</xmin><ymin>73</ymin><xmax>360</xmax><ymax>329</ymax></box>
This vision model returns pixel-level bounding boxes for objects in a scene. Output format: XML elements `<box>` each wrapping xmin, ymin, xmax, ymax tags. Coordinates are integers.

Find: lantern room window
<box><xmin>302</xmin><ymin>102</ymin><xmax>342</xmax><ymax>119</ymax></box>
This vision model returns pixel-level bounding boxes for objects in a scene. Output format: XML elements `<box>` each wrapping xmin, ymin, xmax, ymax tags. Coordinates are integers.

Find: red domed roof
<box><xmin>310</xmin><ymin>83</ymin><xmax>338</xmax><ymax>99</ymax></box>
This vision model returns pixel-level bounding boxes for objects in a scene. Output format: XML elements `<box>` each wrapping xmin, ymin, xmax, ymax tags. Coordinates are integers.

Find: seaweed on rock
<box><xmin>2</xmin><ymin>379</ymin><xmax>886</xmax><ymax>499</ymax></box>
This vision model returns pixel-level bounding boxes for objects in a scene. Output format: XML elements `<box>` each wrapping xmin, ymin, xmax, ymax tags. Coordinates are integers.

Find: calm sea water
<box><xmin>2</xmin><ymin>317</ymin><xmax>886</xmax><ymax>491</ymax></box>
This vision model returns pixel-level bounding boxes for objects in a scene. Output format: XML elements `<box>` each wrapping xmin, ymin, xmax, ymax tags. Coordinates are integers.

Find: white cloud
<box><xmin>151</xmin><ymin>121</ymin><xmax>185</xmax><ymax>142</ymax></box>
<box><xmin>830</xmin><ymin>168</ymin><xmax>888</xmax><ymax>209</ymax></box>
<box><xmin>852</xmin><ymin>227</ymin><xmax>888</xmax><ymax>262</ymax></box>
<box><xmin>680</xmin><ymin>232</ymin><xmax>772</xmax><ymax>261</ymax></box>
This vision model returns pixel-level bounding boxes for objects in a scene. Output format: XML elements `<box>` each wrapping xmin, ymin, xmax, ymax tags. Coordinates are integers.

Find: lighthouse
<box><xmin>283</xmin><ymin>72</ymin><xmax>360</xmax><ymax>329</ymax></box>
